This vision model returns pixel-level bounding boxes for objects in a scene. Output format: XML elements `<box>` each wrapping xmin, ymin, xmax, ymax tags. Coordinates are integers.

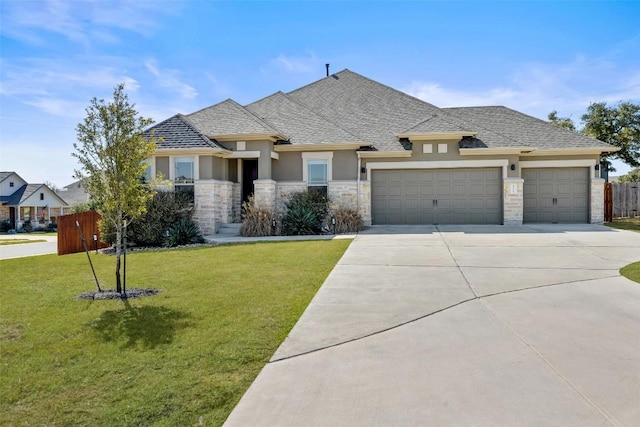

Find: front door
<box><xmin>242</xmin><ymin>159</ymin><xmax>258</xmax><ymax>203</ymax></box>
<box><xmin>9</xmin><ymin>207</ymin><xmax>16</xmax><ymax>229</ymax></box>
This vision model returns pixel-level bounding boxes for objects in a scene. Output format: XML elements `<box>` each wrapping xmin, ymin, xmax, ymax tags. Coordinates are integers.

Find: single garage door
<box><xmin>523</xmin><ymin>168</ymin><xmax>589</xmax><ymax>223</ymax></box>
<box><xmin>372</xmin><ymin>168</ymin><xmax>502</xmax><ymax>224</ymax></box>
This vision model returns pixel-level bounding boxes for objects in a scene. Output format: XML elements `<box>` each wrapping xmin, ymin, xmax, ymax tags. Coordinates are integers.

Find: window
<box><xmin>9</xmin><ymin>182</ymin><xmax>14</xmax><ymax>187</ymax></box>
<box><xmin>174</xmin><ymin>157</ymin><xmax>194</xmax><ymax>184</ymax></box>
<box><xmin>143</xmin><ymin>159</ymin><xmax>153</xmax><ymax>183</ymax></box>
<box><xmin>303</xmin><ymin>152</ymin><xmax>333</xmax><ymax>195</ymax></box>
<box><xmin>40</xmin><ymin>193</ymin><xmax>44</xmax><ymax>200</ymax></box>
<box><xmin>174</xmin><ymin>156</ymin><xmax>195</xmax><ymax>203</ymax></box>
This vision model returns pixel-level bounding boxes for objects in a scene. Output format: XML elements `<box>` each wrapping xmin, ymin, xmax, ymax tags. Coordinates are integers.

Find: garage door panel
<box><xmin>372</xmin><ymin>168</ymin><xmax>502</xmax><ymax>225</ymax></box>
<box><xmin>523</xmin><ymin>168</ymin><xmax>589</xmax><ymax>224</ymax></box>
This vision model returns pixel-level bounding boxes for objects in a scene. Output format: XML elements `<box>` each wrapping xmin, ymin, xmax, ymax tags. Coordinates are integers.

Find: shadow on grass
<box><xmin>90</xmin><ymin>301</ymin><xmax>193</xmax><ymax>349</ymax></box>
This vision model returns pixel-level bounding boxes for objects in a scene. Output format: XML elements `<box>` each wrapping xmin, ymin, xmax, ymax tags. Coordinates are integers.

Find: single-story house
<box><xmin>0</xmin><ymin>172</ymin><xmax>69</xmax><ymax>230</ymax></box>
<box><xmin>144</xmin><ymin>69</ymin><xmax>616</xmax><ymax>234</ymax></box>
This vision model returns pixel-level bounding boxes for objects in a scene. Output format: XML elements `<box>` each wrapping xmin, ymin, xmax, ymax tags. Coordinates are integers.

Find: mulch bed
<box><xmin>75</xmin><ymin>288</ymin><xmax>161</xmax><ymax>300</ymax></box>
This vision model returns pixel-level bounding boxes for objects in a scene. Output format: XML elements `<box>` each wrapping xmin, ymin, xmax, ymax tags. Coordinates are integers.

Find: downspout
<box><xmin>356</xmin><ymin>154</ymin><xmax>361</xmax><ymax>215</ymax></box>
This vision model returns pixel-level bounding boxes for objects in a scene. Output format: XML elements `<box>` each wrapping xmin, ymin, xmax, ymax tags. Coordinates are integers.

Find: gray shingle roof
<box><xmin>0</xmin><ymin>172</ymin><xmax>13</xmax><ymax>183</ymax></box>
<box><xmin>246</xmin><ymin>91</ymin><xmax>363</xmax><ymax>145</ymax></box>
<box><xmin>188</xmin><ymin>99</ymin><xmax>284</xmax><ymax>138</ymax></box>
<box><xmin>3</xmin><ymin>184</ymin><xmax>41</xmax><ymax>205</ymax></box>
<box><xmin>444</xmin><ymin>106</ymin><xmax>615</xmax><ymax>149</ymax></box>
<box><xmin>147</xmin><ymin>114</ymin><xmax>225</xmax><ymax>150</ymax></box>
<box><xmin>287</xmin><ymin>69</ymin><xmax>454</xmax><ymax>151</ymax></box>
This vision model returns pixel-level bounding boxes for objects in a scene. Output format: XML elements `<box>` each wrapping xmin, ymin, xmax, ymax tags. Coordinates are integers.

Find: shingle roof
<box><xmin>3</xmin><ymin>184</ymin><xmax>41</xmax><ymax>205</ymax></box>
<box><xmin>444</xmin><ymin>106</ymin><xmax>614</xmax><ymax>149</ymax></box>
<box><xmin>188</xmin><ymin>99</ymin><xmax>284</xmax><ymax>138</ymax></box>
<box><xmin>287</xmin><ymin>69</ymin><xmax>454</xmax><ymax>151</ymax></box>
<box><xmin>0</xmin><ymin>172</ymin><xmax>13</xmax><ymax>183</ymax></box>
<box><xmin>246</xmin><ymin>91</ymin><xmax>363</xmax><ymax>145</ymax></box>
<box><xmin>147</xmin><ymin>114</ymin><xmax>226</xmax><ymax>150</ymax></box>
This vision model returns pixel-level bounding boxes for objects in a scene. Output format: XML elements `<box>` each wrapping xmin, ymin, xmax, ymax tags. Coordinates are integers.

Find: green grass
<box><xmin>0</xmin><ymin>239</ymin><xmax>47</xmax><ymax>246</ymax></box>
<box><xmin>606</xmin><ymin>217</ymin><xmax>640</xmax><ymax>232</ymax></box>
<box><xmin>0</xmin><ymin>240</ymin><xmax>351</xmax><ymax>426</ymax></box>
<box><xmin>621</xmin><ymin>261</ymin><xmax>640</xmax><ymax>284</ymax></box>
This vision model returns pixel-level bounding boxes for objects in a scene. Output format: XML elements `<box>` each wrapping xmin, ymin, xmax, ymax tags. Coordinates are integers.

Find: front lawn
<box><xmin>621</xmin><ymin>261</ymin><xmax>640</xmax><ymax>284</ymax></box>
<box><xmin>0</xmin><ymin>240</ymin><xmax>351</xmax><ymax>426</ymax></box>
<box><xmin>606</xmin><ymin>217</ymin><xmax>640</xmax><ymax>232</ymax></box>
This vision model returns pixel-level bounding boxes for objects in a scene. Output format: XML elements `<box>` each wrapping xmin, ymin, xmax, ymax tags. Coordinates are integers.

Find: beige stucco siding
<box><xmin>333</xmin><ymin>150</ymin><xmax>358</xmax><ymax>180</ymax></box>
<box><xmin>272</xmin><ymin>152</ymin><xmax>303</xmax><ymax>181</ymax></box>
<box><xmin>199</xmin><ymin>156</ymin><xmax>226</xmax><ymax>180</ymax></box>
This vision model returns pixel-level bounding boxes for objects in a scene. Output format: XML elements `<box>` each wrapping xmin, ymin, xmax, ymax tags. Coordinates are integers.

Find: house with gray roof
<box><xmin>0</xmin><ymin>172</ymin><xmax>69</xmax><ymax>230</ymax></box>
<box><xmin>144</xmin><ymin>69</ymin><xmax>616</xmax><ymax>233</ymax></box>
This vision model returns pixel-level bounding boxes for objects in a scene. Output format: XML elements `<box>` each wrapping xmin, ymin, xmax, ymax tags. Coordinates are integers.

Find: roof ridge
<box><xmin>442</xmin><ymin>107</ymin><xmax>523</xmax><ymax>146</ymax></box>
<box><xmin>174</xmin><ymin>114</ymin><xmax>221</xmax><ymax>148</ymax></box>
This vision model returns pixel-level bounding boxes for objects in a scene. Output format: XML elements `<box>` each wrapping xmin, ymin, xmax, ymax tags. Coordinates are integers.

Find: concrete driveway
<box><xmin>224</xmin><ymin>224</ymin><xmax>640</xmax><ymax>427</ymax></box>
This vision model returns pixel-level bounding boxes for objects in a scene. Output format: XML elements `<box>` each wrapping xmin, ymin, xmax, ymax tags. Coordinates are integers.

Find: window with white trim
<box><xmin>303</xmin><ymin>152</ymin><xmax>333</xmax><ymax>195</ymax></box>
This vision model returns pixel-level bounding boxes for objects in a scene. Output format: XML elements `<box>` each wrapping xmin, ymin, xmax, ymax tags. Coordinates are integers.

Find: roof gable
<box><xmin>287</xmin><ymin>69</ymin><xmax>457</xmax><ymax>151</ymax></box>
<box><xmin>187</xmin><ymin>99</ymin><xmax>285</xmax><ymax>140</ymax></box>
<box><xmin>147</xmin><ymin>114</ymin><xmax>226</xmax><ymax>150</ymax></box>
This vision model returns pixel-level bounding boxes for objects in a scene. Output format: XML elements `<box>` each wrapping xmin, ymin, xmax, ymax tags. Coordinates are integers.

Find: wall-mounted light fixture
<box><xmin>361</xmin><ymin>167</ymin><xmax>366</xmax><ymax>174</ymax></box>
<box><xmin>595</xmin><ymin>164</ymin><xmax>600</xmax><ymax>171</ymax></box>
<box><xmin>510</xmin><ymin>164</ymin><xmax>516</xmax><ymax>171</ymax></box>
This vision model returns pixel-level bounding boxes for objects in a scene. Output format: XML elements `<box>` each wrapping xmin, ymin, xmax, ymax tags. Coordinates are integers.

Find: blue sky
<box><xmin>1</xmin><ymin>0</ymin><xmax>639</xmax><ymax>187</ymax></box>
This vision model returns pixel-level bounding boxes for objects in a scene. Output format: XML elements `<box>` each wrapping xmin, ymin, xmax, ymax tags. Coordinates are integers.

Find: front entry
<box><xmin>242</xmin><ymin>159</ymin><xmax>258</xmax><ymax>203</ymax></box>
<box><xmin>9</xmin><ymin>207</ymin><xmax>16</xmax><ymax>229</ymax></box>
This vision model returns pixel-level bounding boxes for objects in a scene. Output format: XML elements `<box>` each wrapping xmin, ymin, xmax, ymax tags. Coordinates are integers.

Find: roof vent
<box><xmin>325</xmin><ymin>63</ymin><xmax>330</xmax><ymax>77</ymax></box>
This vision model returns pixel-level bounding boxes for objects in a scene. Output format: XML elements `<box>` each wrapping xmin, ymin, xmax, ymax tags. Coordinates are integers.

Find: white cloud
<box><xmin>0</xmin><ymin>0</ymin><xmax>180</xmax><ymax>47</ymax></box>
<box><xmin>145</xmin><ymin>59</ymin><xmax>198</xmax><ymax>100</ymax></box>
<box><xmin>269</xmin><ymin>52</ymin><xmax>320</xmax><ymax>73</ymax></box>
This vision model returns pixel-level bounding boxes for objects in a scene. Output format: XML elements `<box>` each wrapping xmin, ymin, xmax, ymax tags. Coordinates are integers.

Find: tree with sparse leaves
<box><xmin>73</xmin><ymin>84</ymin><xmax>157</xmax><ymax>293</ymax></box>
<box><xmin>547</xmin><ymin>111</ymin><xmax>576</xmax><ymax>131</ymax></box>
<box><xmin>548</xmin><ymin>101</ymin><xmax>640</xmax><ymax>172</ymax></box>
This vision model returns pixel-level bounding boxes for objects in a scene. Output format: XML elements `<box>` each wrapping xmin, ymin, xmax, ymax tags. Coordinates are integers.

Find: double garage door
<box><xmin>372</xmin><ymin>168</ymin><xmax>502</xmax><ymax>225</ymax></box>
<box><xmin>523</xmin><ymin>168</ymin><xmax>589</xmax><ymax>223</ymax></box>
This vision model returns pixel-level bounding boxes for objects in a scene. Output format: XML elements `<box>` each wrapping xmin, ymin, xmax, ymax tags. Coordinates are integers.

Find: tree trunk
<box><xmin>115</xmin><ymin>214</ymin><xmax>122</xmax><ymax>293</ymax></box>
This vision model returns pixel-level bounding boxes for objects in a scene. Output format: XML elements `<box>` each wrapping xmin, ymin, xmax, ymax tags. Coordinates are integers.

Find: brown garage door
<box><xmin>523</xmin><ymin>168</ymin><xmax>589</xmax><ymax>223</ymax></box>
<box><xmin>371</xmin><ymin>168</ymin><xmax>502</xmax><ymax>225</ymax></box>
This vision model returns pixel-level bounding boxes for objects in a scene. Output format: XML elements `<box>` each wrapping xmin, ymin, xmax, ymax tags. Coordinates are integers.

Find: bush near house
<box><xmin>327</xmin><ymin>207</ymin><xmax>364</xmax><ymax>234</ymax></box>
<box><xmin>129</xmin><ymin>190</ymin><xmax>194</xmax><ymax>246</ymax></box>
<box><xmin>282</xmin><ymin>190</ymin><xmax>330</xmax><ymax>236</ymax></box>
<box><xmin>240</xmin><ymin>196</ymin><xmax>280</xmax><ymax>237</ymax></box>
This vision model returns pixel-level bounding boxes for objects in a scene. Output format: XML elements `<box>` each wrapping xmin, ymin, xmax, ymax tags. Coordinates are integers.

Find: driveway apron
<box><xmin>224</xmin><ymin>225</ymin><xmax>640</xmax><ymax>426</ymax></box>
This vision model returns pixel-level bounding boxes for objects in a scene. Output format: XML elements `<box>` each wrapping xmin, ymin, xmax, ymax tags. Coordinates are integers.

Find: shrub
<box><xmin>282</xmin><ymin>204</ymin><xmax>318</xmax><ymax>235</ymax></box>
<box><xmin>0</xmin><ymin>220</ymin><xmax>12</xmax><ymax>232</ymax></box>
<box><xmin>327</xmin><ymin>207</ymin><xmax>364</xmax><ymax>233</ymax></box>
<box><xmin>282</xmin><ymin>190</ymin><xmax>330</xmax><ymax>235</ymax></box>
<box><xmin>240</xmin><ymin>196</ymin><xmax>280</xmax><ymax>237</ymax></box>
<box><xmin>164</xmin><ymin>219</ymin><xmax>204</xmax><ymax>247</ymax></box>
<box><xmin>46</xmin><ymin>222</ymin><xmax>57</xmax><ymax>232</ymax></box>
<box><xmin>70</xmin><ymin>202</ymin><xmax>93</xmax><ymax>214</ymax></box>
<box><xmin>129</xmin><ymin>190</ymin><xmax>194</xmax><ymax>246</ymax></box>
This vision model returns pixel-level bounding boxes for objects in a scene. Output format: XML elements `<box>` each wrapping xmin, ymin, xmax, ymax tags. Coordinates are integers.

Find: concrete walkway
<box><xmin>0</xmin><ymin>234</ymin><xmax>57</xmax><ymax>260</ymax></box>
<box><xmin>224</xmin><ymin>224</ymin><xmax>640</xmax><ymax>426</ymax></box>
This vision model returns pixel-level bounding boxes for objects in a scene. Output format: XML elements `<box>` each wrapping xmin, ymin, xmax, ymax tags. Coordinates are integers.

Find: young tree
<box><xmin>617</xmin><ymin>168</ymin><xmax>640</xmax><ymax>183</ymax></box>
<box><xmin>581</xmin><ymin>101</ymin><xmax>640</xmax><ymax>172</ymax></box>
<box><xmin>73</xmin><ymin>84</ymin><xmax>156</xmax><ymax>293</ymax></box>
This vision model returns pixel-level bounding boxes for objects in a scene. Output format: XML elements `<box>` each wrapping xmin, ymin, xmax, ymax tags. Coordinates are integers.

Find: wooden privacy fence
<box><xmin>606</xmin><ymin>182</ymin><xmax>639</xmax><ymax>219</ymax></box>
<box><xmin>57</xmin><ymin>211</ymin><xmax>110</xmax><ymax>255</ymax></box>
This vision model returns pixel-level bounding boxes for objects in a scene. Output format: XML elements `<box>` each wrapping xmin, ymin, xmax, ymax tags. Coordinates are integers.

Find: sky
<box><xmin>1</xmin><ymin>0</ymin><xmax>639</xmax><ymax>188</ymax></box>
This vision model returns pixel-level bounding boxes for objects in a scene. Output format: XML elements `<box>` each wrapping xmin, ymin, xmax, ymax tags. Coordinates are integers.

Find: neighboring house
<box><xmin>144</xmin><ymin>69</ymin><xmax>617</xmax><ymax>234</ymax></box>
<box><xmin>0</xmin><ymin>172</ymin><xmax>69</xmax><ymax>230</ymax></box>
<box><xmin>56</xmin><ymin>180</ymin><xmax>91</xmax><ymax>205</ymax></box>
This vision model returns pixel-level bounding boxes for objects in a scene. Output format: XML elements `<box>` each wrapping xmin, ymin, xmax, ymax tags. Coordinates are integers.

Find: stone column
<box><xmin>590</xmin><ymin>178</ymin><xmax>605</xmax><ymax>224</ymax></box>
<box><xmin>503</xmin><ymin>178</ymin><xmax>523</xmax><ymax>226</ymax></box>
<box><xmin>193</xmin><ymin>180</ymin><xmax>233</xmax><ymax>234</ymax></box>
<box><xmin>253</xmin><ymin>179</ymin><xmax>276</xmax><ymax>211</ymax></box>
<box><xmin>359</xmin><ymin>180</ymin><xmax>372</xmax><ymax>226</ymax></box>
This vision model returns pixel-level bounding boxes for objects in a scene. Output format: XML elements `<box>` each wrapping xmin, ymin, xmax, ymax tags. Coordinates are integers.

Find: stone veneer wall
<box><xmin>590</xmin><ymin>178</ymin><xmax>605</xmax><ymax>224</ymax></box>
<box><xmin>193</xmin><ymin>180</ymin><xmax>233</xmax><ymax>234</ymax></box>
<box><xmin>276</xmin><ymin>182</ymin><xmax>307</xmax><ymax>213</ymax></box>
<box><xmin>232</xmin><ymin>183</ymin><xmax>242</xmax><ymax>222</ymax></box>
<box><xmin>328</xmin><ymin>180</ymin><xmax>371</xmax><ymax>225</ymax></box>
<box><xmin>0</xmin><ymin>205</ymin><xmax>10</xmax><ymax>223</ymax></box>
<box><xmin>503</xmin><ymin>178</ymin><xmax>524</xmax><ymax>226</ymax></box>
<box><xmin>253</xmin><ymin>179</ymin><xmax>276</xmax><ymax>211</ymax></box>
